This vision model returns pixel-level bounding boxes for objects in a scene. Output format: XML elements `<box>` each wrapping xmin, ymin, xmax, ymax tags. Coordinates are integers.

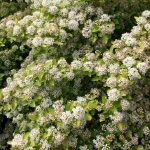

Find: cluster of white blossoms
<box><xmin>0</xmin><ymin>0</ymin><xmax>150</xmax><ymax>149</ymax></box>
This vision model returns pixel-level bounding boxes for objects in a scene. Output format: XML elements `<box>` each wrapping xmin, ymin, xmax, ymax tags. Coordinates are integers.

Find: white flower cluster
<box><xmin>0</xmin><ymin>0</ymin><xmax>150</xmax><ymax>149</ymax></box>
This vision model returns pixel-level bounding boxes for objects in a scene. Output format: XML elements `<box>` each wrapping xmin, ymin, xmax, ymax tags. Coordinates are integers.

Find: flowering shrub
<box><xmin>0</xmin><ymin>0</ymin><xmax>30</xmax><ymax>20</ymax></box>
<box><xmin>0</xmin><ymin>0</ymin><xmax>150</xmax><ymax>150</ymax></box>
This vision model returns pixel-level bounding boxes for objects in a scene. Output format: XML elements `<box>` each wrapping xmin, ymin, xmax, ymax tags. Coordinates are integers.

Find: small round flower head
<box><xmin>96</xmin><ymin>7</ymin><xmax>104</xmax><ymax>17</ymax></box>
<box><xmin>95</xmin><ymin>64</ymin><xmax>107</xmax><ymax>76</ymax></box>
<box><xmin>137</xmin><ymin>62</ymin><xmax>148</xmax><ymax>74</ymax></box>
<box><xmin>118</xmin><ymin>77</ymin><xmax>129</xmax><ymax>88</ymax></box>
<box><xmin>128</xmin><ymin>68</ymin><xmax>140</xmax><ymax>79</ymax></box>
<box><xmin>100</xmin><ymin>14</ymin><xmax>111</xmax><ymax>22</ymax></box>
<box><xmin>6</xmin><ymin>20</ymin><xmax>15</xmax><ymax>28</ymax></box>
<box><xmin>13</xmin><ymin>25</ymin><xmax>22</xmax><ymax>36</ymax></box>
<box><xmin>32</xmin><ymin>37</ymin><xmax>43</xmax><ymax>47</ymax></box>
<box><xmin>136</xmin><ymin>16</ymin><xmax>147</xmax><ymax>25</ymax></box>
<box><xmin>43</xmin><ymin>37</ymin><xmax>54</xmax><ymax>46</ymax></box>
<box><xmin>143</xmin><ymin>126</ymin><xmax>150</xmax><ymax>135</ymax></box>
<box><xmin>122</xmin><ymin>34</ymin><xmax>137</xmax><ymax>46</ymax></box>
<box><xmin>42</xmin><ymin>0</ymin><xmax>51</xmax><ymax>8</ymax></box>
<box><xmin>60</xmin><ymin>111</ymin><xmax>73</xmax><ymax>125</ymax></box>
<box><xmin>142</xmin><ymin>10</ymin><xmax>150</xmax><ymax>18</ymax></box>
<box><xmin>48</xmin><ymin>6</ymin><xmax>58</xmax><ymax>14</ymax></box>
<box><xmin>72</xmin><ymin>106</ymin><xmax>85</xmax><ymax>120</ymax></box>
<box><xmin>121</xmin><ymin>99</ymin><xmax>130</xmax><ymax>111</ymax></box>
<box><xmin>82</xmin><ymin>27</ymin><xmax>92</xmax><ymax>38</ymax></box>
<box><xmin>107</xmin><ymin>88</ymin><xmax>121</xmax><ymax>101</ymax></box>
<box><xmin>53</xmin><ymin>132</ymin><xmax>65</xmax><ymax>146</ymax></box>
<box><xmin>123</xmin><ymin>56</ymin><xmax>136</xmax><ymax>68</ymax></box>
<box><xmin>30</xmin><ymin>128</ymin><xmax>40</xmax><ymax>140</ymax></box>
<box><xmin>71</xmin><ymin>60</ymin><xmax>82</xmax><ymax>70</ymax></box>
<box><xmin>108</xmin><ymin>63</ymin><xmax>119</xmax><ymax>74</ymax></box>
<box><xmin>61</xmin><ymin>8</ymin><xmax>68</xmax><ymax>17</ymax></box>
<box><xmin>68</xmin><ymin>20</ymin><xmax>79</xmax><ymax>30</ymax></box>
<box><xmin>131</xmin><ymin>25</ymin><xmax>141</xmax><ymax>36</ymax></box>
<box><xmin>26</xmin><ymin>25</ymin><xmax>36</xmax><ymax>35</ymax></box>
<box><xmin>68</xmin><ymin>11</ymin><xmax>76</xmax><ymax>19</ymax></box>
<box><xmin>83</xmin><ymin>61</ymin><xmax>94</xmax><ymax>72</ymax></box>
<box><xmin>106</xmin><ymin>77</ymin><xmax>117</xmax><ymax>88</ymax></box>
<box><xmin>112</xmin><ymin>111</ymin><xmax>123</xmax><ymax>123</ymax></box>
<box><xmin>11</xmin><ymin>134</ymin><xmax>26</xmax><ymax>148</ymax></box>
<box><xmin>79</xmin><ymin>145</ymin><xmax>89</xmax><ymax>150</ymax></box>
<box><xmin>77</xmin><ymin>97</ymin><xmax>86</xmax><ymax>103</ymax></box>
<box><xmin>66</xmin><ymin>71</ymin><xmax>75</xmax><ymax>80</ymax></box>
<box><xmin>93</xmin><ymin>135</ymin><xmax>105</xmax><ymax>149</ymax></box>
<box><xmin>103</xmin><ymin>51</ymin><xmax>114</xmax><ymax>63</ymax></box>
<box><xmin>144</xmin><ymin>23</ymin><xmax>150</xmax><ymax>32</ymax></box>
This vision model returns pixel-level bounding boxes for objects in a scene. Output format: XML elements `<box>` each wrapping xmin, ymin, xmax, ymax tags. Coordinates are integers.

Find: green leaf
<box><xmin>92</xmin><ymin>24</ymin><xmax>99</xmax><ymax>33</ymax></box>
<box><xmin>12</xmin><ymin>99</ymin><xmax>17</xmax><ymax>109</ymax></box>
<box><xmin>136</xmin><ymin>145</ymin><xmax>144</xmax><ymax>150</ymax></box>
<box><xmin>102</xmin><ymin>36</ymin><xmax>109</xmax><ymax>45</ymax></box>
<box><xmin>99</xmin><ymin>114</ymin><xmax>105</xmax><ymax>122</ymax></box>
<box><xmin>88</xmin><ymin>100</ymin><xmax>98</xmax><ymax>109</ymax></box>
<box><xmin>5</xmin><ymin>103</ymin><xmax>11</xmax><ymax>111</ymax></box>
<box><xmin>85</xmin><ymin>113</ymin><xmax>92</xmax><ymax>121</ymax></box>
<box><xmin>23</xmin><ymin>132</ymin><xmax>30</xmax><ymax>140</ymax></box>
<box><xmin>102</xmin><ymin>94</ymin><xmax>107</xmax><ymax>104</ymax></box>
<box><xmin>117</xmin><ymin>122</ymin><xmax>123</xmax><ymax>131</ymax></box>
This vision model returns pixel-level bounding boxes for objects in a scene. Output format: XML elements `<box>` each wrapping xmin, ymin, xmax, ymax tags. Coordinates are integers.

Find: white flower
<box><xmin>32</xmin><ymin>37</ymin><xmax>43</xmax><ymax>47</ymax></box>
<box><xmin>77</xmin><ymin>97</ymin><xmax>86</xmax><ymax>103</ymax></box>
<box><xmin>42</xmin><ymin>0</ymin><xmax>51</xmax><ymax>7</ymax></box>
<box><xmin>68</xmin><ymin>11</ymin><xmax>76</xmax><ymax>19</ymax></box>
<box><xmin>79</xmin><ymin>145</ymin><xmax>89</xmax><ymax>150</ymax></box>
<box><xmin>83</xmin><ymin>61</ymin><xmax>94</xmax><ymax>72</ymax></box>
<box><xmin>82</xmin><ymin>27</ymin><xmax>92</xmax><ymax>38</ymax></box>
<box><xmin>121</xmin><ymin>99</ymin><xmax>130</xmax><ymax>110</ymax></box>
<box><xmin>137</xmin><ymin>62</ymin><xmax>148</xmax><ymax>74</ymax></box>
<box><xmin>6</xmin><ymin>20</ymin><xmax>15</xmax><ymax>28</ymax></box>
<box><xmin>118</xmin><ymin>77</ymin><xmax>129</xmax><ymax>88</ymax></box>
<box><xmin>136</xmin><ymin>16</ymin><xmax>147</xmax><ymax>25</ymax></box>
<box><xmin>13</xmin><ymin>25</ymin><xmax>22</xmax><ymax>35</ymax></box>
<box><xmin>66</xmin><ymin>71</ymin><xmax>75</xmax><ymax>80</ymax></box>
<box><xmin>123</xmin><ymin>56</ymin><xmax>136</xmax><ymax>68</ymax></box>
<box><xmin>107</xmin><ymin>88</ymin><xmax>121</xmax><ymax>101</ymax></box>
<box><xmin>71</xmin><ymin>60</ymin><xmax>82</xmax><ymax>70</ymax></box>
<box><xmin>142</xmin><ymin>10</ymin><xmax>150</xmax><ymax>18</ymax></box>
<box><xmin>68</xmin><ymin>20</ymin><xmax>79</xmax><ymax>30</ymax></box>
<box><xmin>72</xmin><ymin>106</ymin><xmax>85</xmax><ymax>120</ymax></box>
<box><xmin>30</xmin><ymin>128</ymin><xmax>40</xmax><ymax>140</ymax></box>
<box><xmin>144</xmin><ymin>23</ymin><xmax>150</xmax><ymax>32</ymax></box>
<box><xmin>11</xmin><ymin>134</ymin><xmax>27</xmax><ymax>148</ymax></box>
<box><xmin>61</xmin><ymin>8</ymin><xmax>68</xmax><ymax>17</ymax></box>
<box><xmin>131</xmin><ymin>26</ymin><xmax>141</xmax><ymax>36</ymax></box>
<box><xmin>95</xmin><ymin>64</ymin><xmax>107</xmax><ymax>76</ymax></box>
<box><xmin>60</xmin><ymin>111</ymin><xmax>73</xmax><ymax>125</ymax></box>
<box><xmin>43</xmin><ymin>37</ymin><xmax>54</xmax><ymax>46</ymax></box>
<box><xmin>125</xmin><ymin>37</ymin><xmax>137</xmax><ymax>46</ymax></box>
<box><xmin>48</xmin><ymin>6</ymin><xmax>58</xmax><ymax>14</ymax></box>
<box><xmin>112</xmin><ymin>112</ymin><xmax>123</xmax><ymax>123</ymax></box>
<box><xmin>40</xmin><ymin>139</ymin><xmax>51</xmax><ymax>150</ymax></box>
<box><xmin>54</xmin><ymin>132</ymin><xmax>65</xmax><ymax>146</ymax></box>
<box><xmin>59</xmin><ymin>19</ymin><xmax>67</xmax><ymax>27</ymax></box>
<box><xmin>93</xmin><ymin>135</ymin><xmax>105</xmax><ymax>149</ymax></box>
<box><xmin>128</xmin><ymin>68</ymin><xmax>140</xmax><ymax>79</ymax></box>
<box><xmin>100</xmin><ymin>14</ymin><xmax>111</xmax><ymax>22</ymax></box>
<box><xmin>108</xmin><ymin>63</ymin><xmax>119</xmax><ymax>74</ymax></box>
<box><xmin>96</xmin><ymin>7</ymin><xmax>104</xmax><ymax>17</ymax></box>
<box><xmin>106</xmin><ymin>77</ymin><xmax>117</xmax><ymax>87</ymax></box>
<box><xmin>59</xmin><ymin>29</ymin><xmax>67</xmax><ymax>40</ymax></box>
<box><xmin>26</xmin><ymin>25</ymin><xmax>36</xmax><ymax>35</ymax></box>
<box><xmin>143</xmin><ymin>127</ymin><xmax>150</xmax><ymax>135</ymax></box>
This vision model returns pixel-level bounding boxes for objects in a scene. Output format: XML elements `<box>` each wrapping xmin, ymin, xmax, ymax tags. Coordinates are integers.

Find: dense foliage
<box><xmin>0</xmin><ymin>0</ymin><xmax>150</xmax><ymax>150</ymax></box>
